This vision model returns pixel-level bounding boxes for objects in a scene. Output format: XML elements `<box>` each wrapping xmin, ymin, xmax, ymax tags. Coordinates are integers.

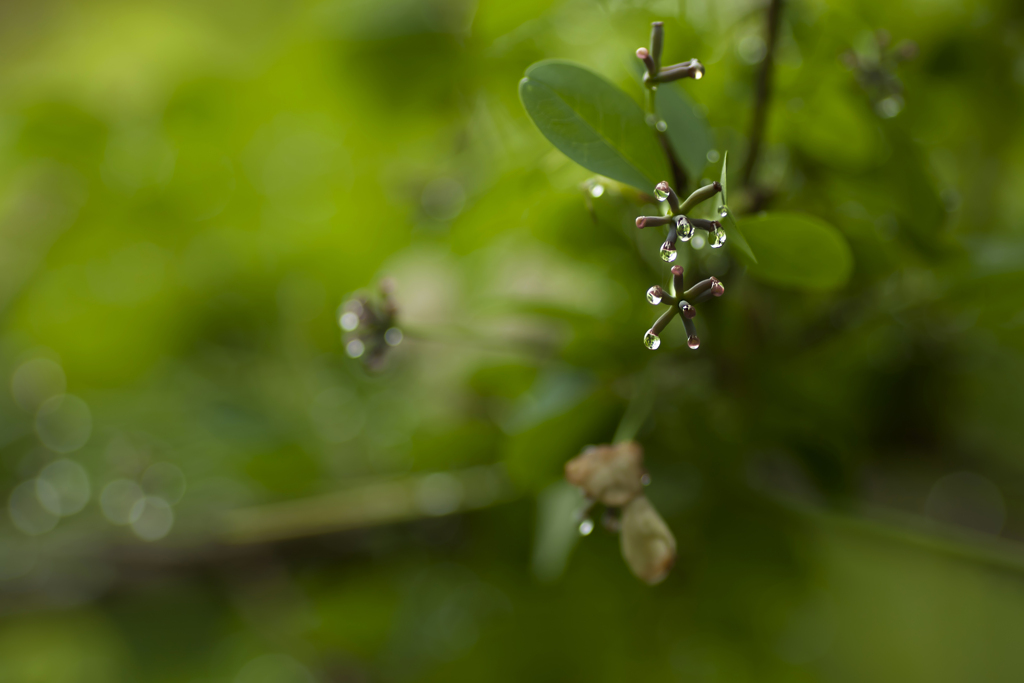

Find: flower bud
<box><xmin>671</xmin><ymin>265</ymin><xmax>685</xmax><ymax>296</ymax></box>
<box><xmin>620</xmin><ymin>496</ymin><xmax>676</xmax><ymax>585</ymax></box>
<box><xmin>636</xmin><ymin>47</ymin><xmax>656</xmax><ymax>78</ymax></box>
<box><xmin>636</xmin><ymin>215</ymin><xmax>672</xmax><ymax>229</ymax></box>
<box><xmin>654</xmin><ymin>182</ymin><xmax>681</xmax><ymax>213</ymax></box>
<box><xmin>564</xmin><ymin>441</ymin><xmax>645</xmax><ymax>507</ymax></box>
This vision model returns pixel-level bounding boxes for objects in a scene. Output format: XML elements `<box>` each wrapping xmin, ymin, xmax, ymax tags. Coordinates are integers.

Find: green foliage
<box><xmin>1</xmin><ymin>0</ymin><xmax>1024</xmax><ymax>681</ymax></box>
<box><xmin>741</xmin><ymin>212</ymin><xmax>854</xmax><ymax>290</ymax></box>
<box><xmin>718</xmin><ymin>151</ymin><xmax>757</xmax><ymax>264</ymax></box>
<box><xmin>519</xmin><ymin>61</ymin><xmax>669</xmax><ymax>191</ymax></box>
<box><xmin>655</xmin><ymin>83</ymin><xmax>712</xmax><ymax>181</ymax></box>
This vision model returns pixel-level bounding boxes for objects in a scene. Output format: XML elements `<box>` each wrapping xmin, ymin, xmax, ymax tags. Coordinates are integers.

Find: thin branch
<box><xmin>741</xmin><ymin>0</ymin><xmax>784</xmax><ymax>188</ymax></box>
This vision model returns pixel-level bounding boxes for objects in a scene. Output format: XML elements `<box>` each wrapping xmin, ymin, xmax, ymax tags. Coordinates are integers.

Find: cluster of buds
<box><xmin>637</xmin><ymin>179</ymin><xmax>727</xmax><ymax>350</ymax></box>
<box><xmin>338</xmin><ymin>279</ymin><xmax>402</xmax><ymax>370</ymax></box>
<box><xmin>565</xmin><ymin>442</ymin><xmax>676</xmax><ymax>585</ymax></box>
<box><xmin>644</xmin><ymin>265</ymin><xmax>724</xmax><ymax>351</ymax></box>
<box><xmin>636</xmin><ymin>22</ymin><xmax>704</xmax><ymax>89</ymax></box>
<box><xmin>841</xmin><ymin>29</ymin><xmax>917</xmax><ymax>119</ymax></box>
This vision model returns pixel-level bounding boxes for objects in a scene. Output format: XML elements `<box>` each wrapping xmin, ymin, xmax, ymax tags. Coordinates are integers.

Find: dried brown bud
<box><xmin>564</xmin><ymin>441</ymin><xmax>645</xmax><ymax>507</ymax></box>
<box><xmin>620</xmin><ymin>496</ymin><xmax>676</xmax><ymax>585</ymax></box>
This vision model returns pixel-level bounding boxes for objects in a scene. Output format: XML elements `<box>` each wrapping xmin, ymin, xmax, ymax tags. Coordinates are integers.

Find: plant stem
<box><xmin>741</xmin><ymin>0</ymin><xmax>784</xmax><ymax>188</ymax></box>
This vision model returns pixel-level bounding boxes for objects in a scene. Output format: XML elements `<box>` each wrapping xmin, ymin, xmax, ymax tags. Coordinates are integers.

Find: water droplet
<box><xmin>646</xmin><ymin>287</ymin><xmax>662</xmax><ymax>305</ymax></box>
<box><xmin>384</xmin><ymin>327</ymin><xmax>403</xmax><ymax>346</ymax></box>
<box><xmin>876</xmin><ymin>95</ymin><xmax>903</xmax><ymax>119</ymax></box>
<box><xmin>579</xmin><ymin>518</ymin><xmax>595</xmax><ymax>536</ymax></box>
<box><xmin>709</xmin><ymin>225</ymin><xmax>727</xmax><ymax>248</ymax></box>
<box><xmin>655</xmin><ymin>120</ymin><xmax>668</xmax><ymax>132</ymax></box>
<box><xmin>687</xmin><ymin>335</ymin><xmax>701</xmax><ymax>350</ymax></box>
<box><xmin>643</xmin><ymin>330</ymin><xmax>661</xmax><ymax>350</ymax></box>
<box><xmin>660</xmin><ymin>244</ymin><xmax>677</xmax><ymax>262</ymax></box>
<box><xmin>654</xmin><ymin>185</ymin><xmax>670</xmax><ymax>201</ymax></box>
<box><xmin>718</xmin><ymin>204</ymin><xmax>729</xmax><ymax>218</ymax></box>
<box><xmin>339</xmin><ymin>311</ymin><xmax>359</xmax><ymax>331</ymax></box>
<box><xmin>589</xmin><ymin>183</ymin><xmax>605</xmax><ymax>198</ymax></box>
<box><xmin>346</xmin><ymin>339</ymin><xmax>365</xmax><ymax>358</ymax></box>
<box><xmin>641</xmin><ymin>473</ymin><xmax>651</xmax><ymax>486</ymax></box>
<box><xmin>675</xmin><ymin>215</ymin><xmax>694</xmax><ymax>241</ymax></box>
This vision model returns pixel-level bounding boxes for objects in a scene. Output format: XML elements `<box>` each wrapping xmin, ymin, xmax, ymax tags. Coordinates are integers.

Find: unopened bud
<box><xmin>654</xmin><ymin>182</ymin><xmax>680</xmax><ymax>213</ymax></box>
<box><xmin>711</xmin><ymin>280</ymin><xmax>725</xmax><ymax>297</ymax></box>
<box><xmin>679</xmin><ymin>301</ymin><xmax>696</xmax><ymax>319</ymax></box>
<box><xmin>654</xmin><ymin>59</ymin><xmax>705</xmax><ymax>83</ymax></box>
<box><xmin>671</xmin><ymin>265</ymin><xmax>685</xmax><ymax>296</ymax></box>
<box><xmin>620</xmin><ymin>496</ymin><xmax>676</xmax><ymax>585</ymax></box>
<box><xmin>636</xmin><ymin>215</ymin><xmax>672</xmax><ymax>229</ymax></box>
<box><xmin>636</xmin><ymin>47</ymin><xmax>657</xmax><ymax>78</ymax></box>
<box><xmin>565</xmin><ymin>442</ymin><xmax>645</xmax><ymax>507</ymax></box>
<box><xmin>679</xmin><ymin>182</ymin><xmax>722</xmax><ymax>215</ymax></box>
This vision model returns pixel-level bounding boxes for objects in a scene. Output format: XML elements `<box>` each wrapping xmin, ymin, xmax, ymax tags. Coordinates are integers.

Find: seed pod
<box><xmin>564</xmin><ymin>441</ymin><xmax>645</xmax><ymax>507</ymax></box>
<box><xmin>620</xmin><ymin>496</ymin><xmax>677</xmax><ymax>585</ymax></box>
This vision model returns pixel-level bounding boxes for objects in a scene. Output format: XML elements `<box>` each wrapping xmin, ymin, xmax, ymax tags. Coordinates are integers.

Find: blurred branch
<box><xmin>740</xmin><ymin>0</ymin><xmax>784</xmax><ymax>189</ymax></box>
<box><xmin>220</xmin><ymin>466</ymin><xmax>517</xmax><ymax>544</ymax></box>
<box><xmin>775</xmin><ymin>494</ymin><xmax>1024</xmax><ymax>576</ymax></box>
<box><xmin>613</xmin><ymin>364</ymin><xmax>657</xmax><ymax>443</ymax></box>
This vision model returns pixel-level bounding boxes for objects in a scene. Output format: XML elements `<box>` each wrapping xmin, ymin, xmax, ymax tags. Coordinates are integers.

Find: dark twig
<box><xmin>741</xmin><ymin>0</ymin><xmax>784</xmax><ymax>188</ymax></box>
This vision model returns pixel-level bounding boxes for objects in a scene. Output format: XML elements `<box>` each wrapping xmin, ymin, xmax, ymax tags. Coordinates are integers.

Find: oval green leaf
<box><xmin>655</xmin><ymin>83</ymin><xmax>712</xmax><ymax>180</ymax></box>
<box><xmin>739</xmin><ymin>212</ymin><xmax>853</xmax><ymax>291</ymax></box>
<box><xmin>520</xmin><ymin>60</ymin><xmax>670</xmax><ymax>192</ymax></box>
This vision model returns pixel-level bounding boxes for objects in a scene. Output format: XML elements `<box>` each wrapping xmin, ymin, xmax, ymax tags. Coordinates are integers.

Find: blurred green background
<box><xmin>2</xmin><ymin>0</ymin><xmax>1024</xmax><ymax>680</ymax></box>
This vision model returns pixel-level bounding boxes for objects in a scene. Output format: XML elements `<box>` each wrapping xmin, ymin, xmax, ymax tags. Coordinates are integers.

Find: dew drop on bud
<box><xmin>643</xmin><ymin>330</ymin><xmax>661</xmax><ymax>350</ymax></box>
<box><xmin>718</xmin><ymin>204</ymin><xmax>729</xmax><ymax>218</ymax></box>
<box><xmin>346</xmin><ymin>338</ymin><xmax>366</xmax><ymax>358</ymax></box>
<box><xmin>710</xmin><ymin>226</ymin><xmax>727</xmax><ymax>248</ymax></box>
<box><xmin>340</xmin><ymin>311</ymin><xmax>360</xmax><ymax>331</ymax></box>
<box><xmin>687</xmin><ymin>335</ymin><xmax>700</xmax><ymax>350</ymax></box>
<box><xmin>579</xmin><ymin>518</ymin><xmax>595</xmax><ymax>536</ymax></box>
<box><xmin>656</xmin><ymin>120</ymin><xmax>668</xmax><ymax>132</ymax></box>
<box><xmin>384</xmin><ymin>327</ymin><xmax>403</xmax><ymax>346</ymax></box>
<box><xmin>646</xmin><ymin>287</ymin><xmax>662</xmax><ymax>305</ymax></box>
<box><xmin>654</xmin><ymin>183</ymin><xmax>670</xmax><ymax>201</ymax></box>
<box><xmin>659</xmin><ymin>244</ymin><xmax>677</xmax><ymax>262</ymax></box>
<box><xmin>590</xmin><ymin>183</ymin><xmax>605</xmax><ymax>198</ymax></box>
<box><xmin>675</xmin><ymin>215</ymin><xmax>694</xmax><ymax>241</ymax></box>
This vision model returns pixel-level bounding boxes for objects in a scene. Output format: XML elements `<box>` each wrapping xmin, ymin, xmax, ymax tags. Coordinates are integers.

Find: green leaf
<box><xmin>723</xmin><ymin>211</ymin><xmax>756</xmax><ymax>265</ymax></box>
<box><xmin>739</xmin><ymin>212</ymin><xmax>853</xmax><ymax>291</ymax></box>
<box><xmin>519</xmin><ymin>60</ymin><xmax>670</xmax><ymax>192</ymax></box>
<box><xmin>719</xmin><ymin>150</ymin><xmax>728</xmax><ymax>206</ymax></box>
<box><xmin>717</xmin><ymin>152</ymin><xmax>757</xmax><ymax>264</ymax></box>
<box><xmin>654</xmin><ymin>83</ymin><xmax>712</xmax><ymax>181</ymax></box>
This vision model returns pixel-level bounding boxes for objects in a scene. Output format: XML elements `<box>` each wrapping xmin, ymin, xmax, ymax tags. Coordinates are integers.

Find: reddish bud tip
<box><xmin>681</xmin><ymin>304</ymin><xmax>696</xmax><ymax>319</ymax></box>
<box><xmin>636</xmin><ymin>47</ymin><xmax>649</xmax><ymax>59</ymax></box>
<box><xmin>656</xmin><ymin>181</ymin><xmax>671</xmax><ymax>194</ymax></box>
<box><xmin>712</xmin><ymin>181</ymin><xmax>722</xmax><ymax>193</ymax></box>
<box><xmin>636</xmin><ymin>217</ymin><xmax>646</xmax><ymax>228</ymax></box>
<box><xmin>671</xmin><ymin>265</ymin><xmax>683</xmax><ymax>276</ymax></box>
<box><xmin>711</xmin><ymin>282</ymin><xmax>725</xmax><ymax>297</ymax></box>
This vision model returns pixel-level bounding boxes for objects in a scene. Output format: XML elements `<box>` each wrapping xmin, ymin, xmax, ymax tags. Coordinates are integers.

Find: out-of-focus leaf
<box><xmin>531</xmin><ymin>481</ymin><xmax>588</xmax><ymax>583</ymax></box>
<box><xmin>519</xmin><ymin>60</ymin><xmax>669</xmax><ymax>191</ymax></box>
<box><xmin>655</xmin><ymin>83</ymin><xmax>712</xmax><ymax>181</ymax></box>
<box><xmin>718</xmin><ymin>152</ymin><xmax>756</xmax><ymax>264</ymax></box>
<box><xmin>740</xmin><ymin>212</ymin><xmax>853</xmax><ymax>290</ymax></box>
